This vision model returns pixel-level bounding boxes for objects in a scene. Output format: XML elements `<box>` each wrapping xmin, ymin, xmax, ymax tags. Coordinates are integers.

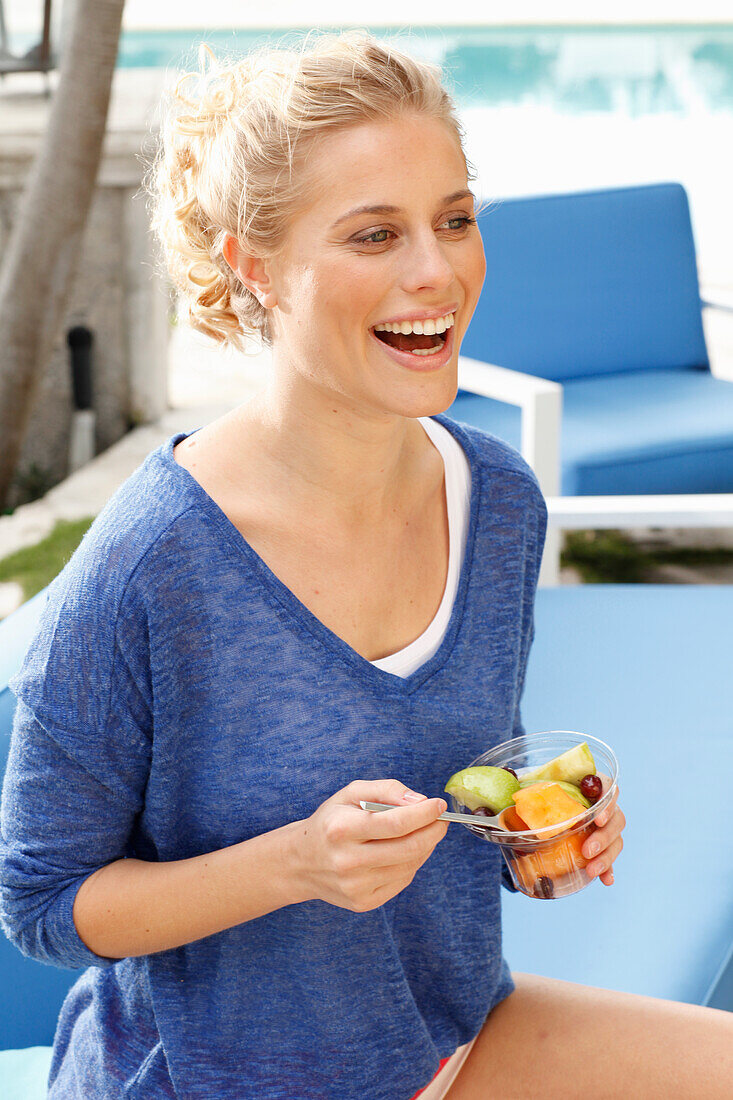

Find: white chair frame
<box><xmin>457</xmin><ymin>296</ymin><xmax>733</xmax><ymax>587</ymax></box>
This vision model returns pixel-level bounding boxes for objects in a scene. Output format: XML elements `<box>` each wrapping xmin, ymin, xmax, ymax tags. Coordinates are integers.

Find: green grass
<box><xmin>562</xmin><ymin>529</ymin><xmax>733</xmax><ymax>583</ymax></box>
<box><xmin>0</xmin><ymin>517</ymin><xmax>95</xmax><ymax>605</ymax></box>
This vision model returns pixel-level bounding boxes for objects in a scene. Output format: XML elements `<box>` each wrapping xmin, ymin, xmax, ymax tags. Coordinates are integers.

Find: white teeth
<box><xmin>373</xmin><ymin>311</ymin><xmax>455</xmax><ymax>336</ymax></box>
<box><xmin>410</xmin><ymin>344</ymin><xmax>444</xmax><ymax>356</ymax></box>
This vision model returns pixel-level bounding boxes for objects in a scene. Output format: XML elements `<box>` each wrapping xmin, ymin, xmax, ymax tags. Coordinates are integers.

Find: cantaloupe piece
<box><xmin>513</xmin><ymin>831</ymin><xmax>589</xmax><ymax>891</ymax></box>
<box><xmin>513</xmin><ymin>781</ymin><xmax>586</xmax><ymax>838</ymax></box>
<box><xmin>499</xmin><ymin>806</ymin><xmax>530</xmax><ymax>832</ymax></box>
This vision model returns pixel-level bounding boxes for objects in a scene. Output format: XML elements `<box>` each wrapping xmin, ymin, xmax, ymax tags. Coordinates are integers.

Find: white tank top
<box><xmin>370</xmin><ymin>417</ymin><xmax>471</xmax><ymax>678</ymax></box>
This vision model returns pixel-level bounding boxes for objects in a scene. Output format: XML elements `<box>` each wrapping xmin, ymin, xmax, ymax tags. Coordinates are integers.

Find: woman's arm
<box><xmin>72</xmin><ymin>819</ymin><xmax>308</xmax><ymax>958</ymax></box>
<box><xmin>73</xmin><ymin>779</ymin><xmax>448</xmax><ymax>959</ymax></box>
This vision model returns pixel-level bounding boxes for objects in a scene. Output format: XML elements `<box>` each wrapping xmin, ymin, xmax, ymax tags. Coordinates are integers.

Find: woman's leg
<box><xmin>445</xmin><ymin>972</ymin><xmax>733</xmax><ymax>1100</ymax></box>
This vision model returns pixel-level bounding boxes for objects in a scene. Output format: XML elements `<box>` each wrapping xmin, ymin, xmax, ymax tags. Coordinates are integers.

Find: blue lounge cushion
<box><xmin>503</xmin><ymin>585</ymin><xmax>733</xmax><ymax>1007</ymax></box>
<box><xmin>463</xmin><ymin>182</ymin><xmax>708</xmax><ymax>381</ymax></box>
<box><xmin>0</xmin><ymin>1046</ymin><xmax>53</xmax><ymax>1099</ymax></box>
<box><xmin>450</xmin><ymin>367</ymin><xmax>733</xmax><ymax>494</ymax></box>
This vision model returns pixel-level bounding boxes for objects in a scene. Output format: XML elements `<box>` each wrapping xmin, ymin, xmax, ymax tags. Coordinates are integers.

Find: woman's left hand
<box><xmin>581</xmin><ymin>775</ymin><xmax>625</xmax><ymax>886</ymax></box>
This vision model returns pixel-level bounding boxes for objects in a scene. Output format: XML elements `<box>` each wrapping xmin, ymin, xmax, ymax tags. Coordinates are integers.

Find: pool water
<box><xmin>114</xmin><ymin>23</ymin><xmax>733</xmax><ymax>118</ymax></box>
<box><xmin>12</xmin><ymin>23</ymin><xmax>733</xmax><ymax>283</ymax></box>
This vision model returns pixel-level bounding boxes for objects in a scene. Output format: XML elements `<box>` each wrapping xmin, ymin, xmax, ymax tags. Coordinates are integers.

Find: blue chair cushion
<box><xmin>450</xmin><ymin>367</ymin><xmax>733</xmax><ymax>494</ymax></box>
<box><xmin>1</xmin><ymin>590</ymin><xmax>81</xmax><ymax>1052</ymax></box>
<box><xmin>0</xmin><ymin>1046</ymin><xmax>53</xmax><ymax>1099</ymax></box>
<box><xmin>463</xmin><ymin>182</ymin><xmax>708</xmax><ymax>381</ymax></box>
<box><xmin>504</xmin><ymin>585</ymin><xmax>733</xmax><ymax>1007</ymax></box>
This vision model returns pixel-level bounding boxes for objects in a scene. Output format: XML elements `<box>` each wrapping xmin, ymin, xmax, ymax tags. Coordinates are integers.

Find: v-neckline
<box><xmin>158</xmin><ymin>413</ymin><xmax>482</xmax><ymax>697</ymax></box>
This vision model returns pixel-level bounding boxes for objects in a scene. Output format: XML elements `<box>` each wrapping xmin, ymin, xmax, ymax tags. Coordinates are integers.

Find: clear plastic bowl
<box><xmin>447</xmin><ymin>731</ymin><xmax>619</xmax><ymax>900</ymax></box>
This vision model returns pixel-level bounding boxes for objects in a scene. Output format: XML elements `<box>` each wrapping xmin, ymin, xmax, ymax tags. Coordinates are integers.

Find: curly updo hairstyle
<box><xmin>145</xmin><ymin>31</ymin><xmax>470</xmax><ymax>351</ymax></box>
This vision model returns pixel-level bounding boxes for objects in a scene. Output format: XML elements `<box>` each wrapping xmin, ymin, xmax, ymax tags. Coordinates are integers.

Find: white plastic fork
<box><xmin>359</xmin><ymin>800</ymin><xmax>506</xmax><ymax>829</ymax></box>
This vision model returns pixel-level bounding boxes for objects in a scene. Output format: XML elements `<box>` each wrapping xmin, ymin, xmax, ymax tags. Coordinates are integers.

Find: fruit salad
<box><xmin>445</xmin><ymin>742</ymin><xmax>605</xmax><ymax>900</ymax></box>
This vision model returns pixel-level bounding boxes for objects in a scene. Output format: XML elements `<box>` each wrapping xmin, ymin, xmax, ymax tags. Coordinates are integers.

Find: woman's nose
<box><xmin>399</xmin><ymin>233</ymin><xmax>454</xmax><ymax>294</ymax></box>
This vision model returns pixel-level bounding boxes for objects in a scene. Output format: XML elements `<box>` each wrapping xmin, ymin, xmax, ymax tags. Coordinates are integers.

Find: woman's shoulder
<box><xmin>63</xmin><ymin>434</ymin><xmax>199</xmax><ymax>599</ymax></box>
<box><xmin>25</xmin><ymin>433</ymin><xmax>204</xmax><ymax>642</ymax></box>
<box><xmin>9</xmin><ymin>434</ymin><xmax>202</xmax><ymax>721</ymax></box>
<box><xmin>432</xmin><ymin>413</ymin><xmax>546</xmax><ymax>502</ymax></box>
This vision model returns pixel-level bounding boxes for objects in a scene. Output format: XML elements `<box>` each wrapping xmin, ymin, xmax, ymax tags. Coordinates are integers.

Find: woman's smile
<box><xmin>369</xmin><ymin>313</ymin><xmax>457</xmax><ymax>372</ymax></box>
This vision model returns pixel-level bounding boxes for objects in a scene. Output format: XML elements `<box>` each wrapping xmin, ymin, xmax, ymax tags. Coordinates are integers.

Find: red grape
<box><xmin>533</xmin><ymin>875</ymin><xmax>555</xmax><ymax>899</ymax></box>
<box><xmin>580</xmin><ymin>774</ymin><xmax>603</xmax><ymax>803</ymax></box>
<box><xmin>473</xmin><ymin>806</ymin><xmax>497</xmax><ymax>818</ymax></box>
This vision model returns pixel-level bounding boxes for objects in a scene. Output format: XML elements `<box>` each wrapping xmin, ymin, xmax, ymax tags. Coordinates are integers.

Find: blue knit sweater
<box><xmin>0</xmin><ymin>414</ymin><xmax>546</xmax><ymax>1099</ymax></box>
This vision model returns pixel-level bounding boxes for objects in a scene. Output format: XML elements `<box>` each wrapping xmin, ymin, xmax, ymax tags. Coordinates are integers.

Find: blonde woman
<box><xmin>1</xmin><ymin>32</ymin><xmax>729</xmax><ymax>1100</ymax></box>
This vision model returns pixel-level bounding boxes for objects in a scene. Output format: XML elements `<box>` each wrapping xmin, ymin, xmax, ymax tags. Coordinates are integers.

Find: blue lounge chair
<box><xmin>1</xmin><ymin>584</ymin><xmax>731</xmax><ymax>1094</ymax></box>
<box><xmin>503</xmin><ymin>583</ymin><xmax>733</xmax><ymax>1009</ymax></box>
<box><xmin>451</xmin><ymin>182</ymin><xmax>733</xmax><ymax>496</ymax></box>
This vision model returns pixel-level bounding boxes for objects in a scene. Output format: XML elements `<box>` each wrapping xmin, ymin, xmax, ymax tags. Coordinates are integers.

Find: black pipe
<box><xmin>67</xmin><ymin>326</ymin><xmax>93</xmax><ymax>411</ymax></box>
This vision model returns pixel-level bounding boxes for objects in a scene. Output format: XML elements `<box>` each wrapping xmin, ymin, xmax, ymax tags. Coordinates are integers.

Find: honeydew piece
<box><xmin>520</xmin><ymin>742</ymin><xmax>597</xmax><ymax>786</ymax></box>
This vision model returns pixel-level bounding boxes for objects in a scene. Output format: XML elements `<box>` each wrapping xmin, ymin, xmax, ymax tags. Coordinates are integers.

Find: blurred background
<box><xmin>1</xmin><ymin>0</ymin><xmax>733</xmax><ymax>615</ymax></box>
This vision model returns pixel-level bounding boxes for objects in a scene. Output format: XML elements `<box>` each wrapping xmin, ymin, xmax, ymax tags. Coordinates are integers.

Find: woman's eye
<box><xmin>355</xmin><ymin>229</ymin><xmax>393</xmax><ymax>245</ymax></box>
<box><xmin>441</xmin><ymin>215</ymin><xmax>476</xmax><ymax>231</ymax></box>
<box><xmin>353</xmin><ymin>216</ymin><xmax>475</xmax><ymax>247</ymax></box>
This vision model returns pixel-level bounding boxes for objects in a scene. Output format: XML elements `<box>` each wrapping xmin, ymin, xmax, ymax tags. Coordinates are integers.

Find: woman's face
<box><xmin>263</xmin><ymin>111</ymin><xmax>486</xmax><ymax>419</ymax></box>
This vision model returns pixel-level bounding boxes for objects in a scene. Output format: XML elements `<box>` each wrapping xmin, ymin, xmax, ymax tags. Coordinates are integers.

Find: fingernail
<box><xmin>403</xmin><ymin>791</ymin><xmax>426</xmax><ymax>803</ymax></box>
<box><xmin>438</xmin><ymin>799</ymin><xmax>448</xmax><ymax>814</ymax></box>
<box><xmin>608</xmin><ymin>873</ymin><xmax>615</xmax><ymax>884</ymax></box>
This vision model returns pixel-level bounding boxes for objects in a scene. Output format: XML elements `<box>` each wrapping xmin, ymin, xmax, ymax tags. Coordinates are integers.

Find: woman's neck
<box><xmin>233</xmin><ymin>381</ymin><xmax>438</xmax><ymax>532</ymax></box>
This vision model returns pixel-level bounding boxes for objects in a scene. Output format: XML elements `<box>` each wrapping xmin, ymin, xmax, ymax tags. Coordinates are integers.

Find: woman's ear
<box><xmin>222</xmin><ymin>234</ymin><xmax>277</xmax><ymax>309</ymax></box>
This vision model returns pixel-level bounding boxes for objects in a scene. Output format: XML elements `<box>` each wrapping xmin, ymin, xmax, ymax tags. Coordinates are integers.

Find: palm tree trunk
<box><xmin>0</xmin><ymin>0</ymin><xmax>126</xmax><ymax>507</ymax></box>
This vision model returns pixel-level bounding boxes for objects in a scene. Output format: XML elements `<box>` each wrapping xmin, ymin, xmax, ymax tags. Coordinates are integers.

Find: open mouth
<box><xmin>372</xmin><ymin>311</ymin><xmax>455</xmax><ymax>357</ymax></box>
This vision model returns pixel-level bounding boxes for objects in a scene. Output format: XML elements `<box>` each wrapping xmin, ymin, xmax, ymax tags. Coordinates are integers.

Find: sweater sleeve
<box><xmin>0</xmin><ymin>564</ymin><xmax>153</xmax><ymax>970</ymax></box>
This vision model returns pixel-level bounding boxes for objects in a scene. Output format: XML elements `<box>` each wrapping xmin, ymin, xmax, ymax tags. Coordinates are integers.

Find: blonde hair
<box><xmin>145</xmin><ymin>31</ymin><xmax>470</xmax><ymax>351</ymax></box>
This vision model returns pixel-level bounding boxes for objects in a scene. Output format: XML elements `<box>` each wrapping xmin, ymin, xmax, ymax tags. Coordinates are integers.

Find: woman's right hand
<box><xmin>291</xmin><ymin>780</ymin><xmax>449</xmax><ymax>913</ymax></box>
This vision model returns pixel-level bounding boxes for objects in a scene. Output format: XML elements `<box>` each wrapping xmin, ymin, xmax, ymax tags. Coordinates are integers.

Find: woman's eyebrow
<box><xmin>330</xmin><ymin>189</ymin><xmax>475</xmax><ymax>230</ymax></box>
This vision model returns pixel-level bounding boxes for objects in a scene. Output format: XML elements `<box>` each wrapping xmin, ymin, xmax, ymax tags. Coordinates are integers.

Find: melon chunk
<box><xmin>513</xmin><ymin>828</ymin><xmax>591</xmax><ymax>891</ymax></box>
<box><xmin>513</xmin><ymin>781</ymin><xmax>585</xmax><ymax>838</ymax></box>
<box><xmin>518</xmin><ymin>778</ymin><xmax>591</xmax><ymax>809</ymax></box>
<box><xmin>498</xmin><ymin>806</ymin><xmax>530</xmax><ymax>832</ymax></box>
<box><xmin>519</xmin><ymin>742</ymin><xmax>596</xmax><ymax>786</ymax></box>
